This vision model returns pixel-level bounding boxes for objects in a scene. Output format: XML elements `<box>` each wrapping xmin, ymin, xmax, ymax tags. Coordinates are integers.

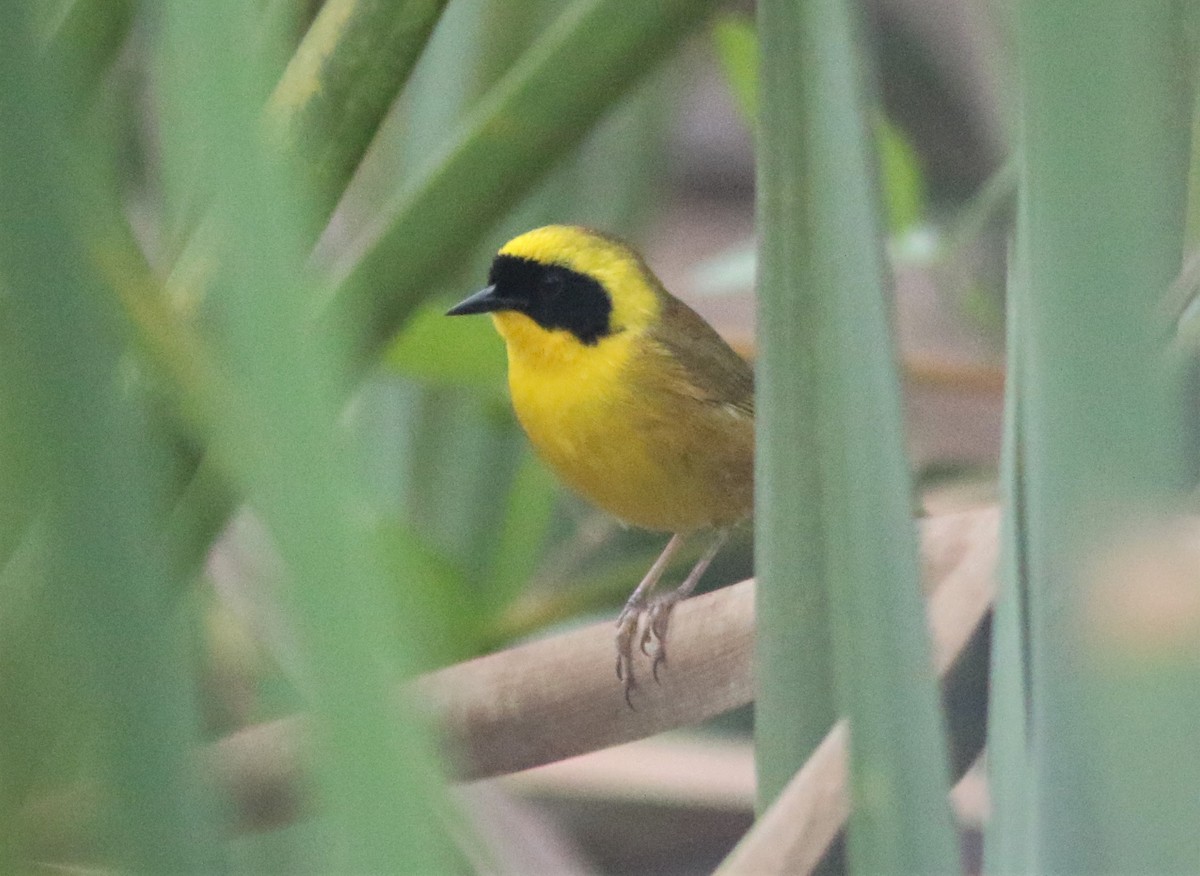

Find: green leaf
<box><xmin>983</xmin><ymin>233</ymin><xmax>1034</xmax><ymax>873</ymax></box>
<box><xmin>386</xmin><ymin>299</ymin><xmax>508</xmax><ymax>395</ymax></box>
<box><xmin>712</xmin><ymin>16</ymin><xmax>927</xmax><ymax>238</ymax></box>
<box><xmin>1007</xmin><ymin>3</ymin><xmax>1195</xmax><ymax>871</ymax></box>
<box><xmin>268</xmin><ymin>0</ymin><xmax>452</xmax><ymax>227</ymax></box>
<box><xmin>156</xmin><ymin>2</ymin><xmax>457</xmax><ymax>869</ymax></box>
<box><xmin>754</xmin><ymin>1</ymin><xmax>958</xmax><ymax>871</ymax></box>
<box><xmin>485</xmin><ymin>450</ymin><xmax>559</xmax><ymax>612</ymax></box>
<box><xmin>754</xmin><ymin>0</ymin><xmax>836</xmax><ymax>812</ymax></box>
<box><xmin>40</xmin><ymin>0</ymin><xmax>136</xmax><ymax>108</ymax></box>
<box><xmin>712</xmin><ymin>14</ymin><xmax>757</xmax><ymax>124</ymax></box>
<box><xmin>0</xmin><ymin>6</ymin><xmax>217</xmax><ymax>868</ymax></box>
<box><xmin>873</xmin><ymin>112</ymin><xmax>926</xmax><ymax>234</ymax></box>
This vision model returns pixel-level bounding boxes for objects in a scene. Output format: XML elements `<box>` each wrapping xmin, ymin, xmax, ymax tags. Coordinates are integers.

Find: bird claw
<box><xmin>614</xmin><ymin>592</ymin><xmax>685</xmax><ymax>702</ymax></box>
<box><xmin>615</xmin><ymin>607</ymin><xmax>641</xmax><ymax>707</ymax></box>
<box><xmin>646</xmin><ymin>594</ymin><xmax>679</xmax><ymax>682</ymax></box>
<box><xmin>638</xmin><ymin>623</ymin><xmax>656</xmax><ymax>658</ymax></box>
<box><xmin>650</xmin><ymin>648</ymin><xmax>666</xmax><ymax>683</ymax></box>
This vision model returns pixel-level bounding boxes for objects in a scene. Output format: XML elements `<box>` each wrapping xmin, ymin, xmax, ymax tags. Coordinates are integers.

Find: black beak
<box><xmin>446</xmin><ymin>285</ymin><xmax>517</xmax><ymax>316</ymax></box>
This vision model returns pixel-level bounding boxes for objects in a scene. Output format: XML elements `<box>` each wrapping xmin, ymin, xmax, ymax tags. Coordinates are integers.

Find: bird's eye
<box><xmin>542</xmin><ymin>270</ymin><xmax>566</xmax><ymax>299</ymax></box>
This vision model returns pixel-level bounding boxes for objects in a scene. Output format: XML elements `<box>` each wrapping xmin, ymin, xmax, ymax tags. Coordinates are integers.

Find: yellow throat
<box><xmin>453</xmin><ymin>225</ymin><xmax>754</xmax><ymax>533</ymax></box>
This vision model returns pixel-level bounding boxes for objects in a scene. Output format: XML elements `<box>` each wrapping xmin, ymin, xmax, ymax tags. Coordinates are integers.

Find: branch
<box><xmin>212</xmin><ymin>507</ymin><xmax>999</xmax><ymax>833</ymax></box>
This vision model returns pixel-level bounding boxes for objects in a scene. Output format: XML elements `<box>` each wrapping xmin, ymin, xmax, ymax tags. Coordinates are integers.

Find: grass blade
<box><xmin>754</xmin><ymin>0</ymin><xmax>835</xmax><ymax>809</ymax></box>
<box><xmin>0</xmin><ymin>7</ymin><xmax>216</xmax><ymax>869</ymax></box>
<box><xmin>756</xmin><ymin>0</ymin><xmax>958</xmax><ymax>870</ymax></box>
<box><xmin>1014</xmin><ymin>3</ymin><xmax>1195</xmax><ymax>870</ymax></box>
<box><xmin>982</xmin><ymin>231</ymin><xmax>1034</xmax><ymax>873</ymax></box>
<box><xmin>268</xmin><ymin>0</ymin><xmax>451</xmax><ymax>226</ymax></box>
<box><xmin>156</xmin><ymin>2</ymin><xmax>457</xmax><ymax>869</ymax></box>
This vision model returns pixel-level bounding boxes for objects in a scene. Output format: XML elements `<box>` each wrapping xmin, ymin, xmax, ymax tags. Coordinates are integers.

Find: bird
<box><xmin>446</xmin><ymin>225</ymin><xmax>753</xmax><ymax>702</ymax></box>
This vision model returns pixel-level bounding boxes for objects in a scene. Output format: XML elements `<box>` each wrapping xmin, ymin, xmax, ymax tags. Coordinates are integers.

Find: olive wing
<box><xmin>647</xmin><ymin>293</ymin><xmax>754</xmax><ymax>417</ymax></box>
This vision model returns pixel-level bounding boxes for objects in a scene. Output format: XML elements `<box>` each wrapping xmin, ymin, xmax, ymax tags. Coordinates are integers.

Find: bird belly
<box><xmin>508</xmin><ymin>356</ymin><xmax>753</xmax><ymax>532</ymax></box>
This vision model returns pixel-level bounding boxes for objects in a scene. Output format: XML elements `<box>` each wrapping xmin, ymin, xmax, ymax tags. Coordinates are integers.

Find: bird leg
<box><xmin>615</xmin><ymin>533</ymin><xmax>684</xmax><ymax>703</ymax></box>
<box><xmin>644</xmin><ymin>529</ymin><xmax>731</xmax><ymax>681</ymax></box>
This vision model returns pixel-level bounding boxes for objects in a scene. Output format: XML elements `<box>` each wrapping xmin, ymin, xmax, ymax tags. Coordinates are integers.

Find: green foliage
<box><xmin>712</xmin><ymin>15</ymin><xmax>758</xmax><ymax>123</ymax></box>
<box><xmin>873</xmin><ymin>112</ymin><xmax>927</xmax><ymax>234</ymax></box>
<box><xmin>754</xmin><ymin>0</ymin><xmax>837</xmax><ymax>811</ymax></box>
<box><xmin>0</xmin><ymin>0</ymin><xmax>713</xmax><ymax>869</ymax></box>
<box><xmin>4</xmin><ymin>0</ymin><xmax>1196</xmax><ymax>870</ymax></box>
<box><xmin>0</xmin><ymin>5</ymin><xmax>215</xmax><ymax>868</ymax></box>
<box><xmin>988</xmin><ymin>3</ymin><xmax>1197</xmax><ymax>872</ymax></box>
<box><xmin>269</xmin><ymin>0</ymin><xmax>452</xmax><ymax>227</ymax></box>
<box><xmin>386</xmin><ymin>301</ymin><xmax>509</xmax><ymax>395</ymax></box>
<box><xmin>755</xmin><ymin>2</ymin><xmax>958</xmax><ymax>873</ymax></box>
<box><xmin>712</xmin><ymin>13</ymin><xmax>928</xmax><ymax>237</ymax></box>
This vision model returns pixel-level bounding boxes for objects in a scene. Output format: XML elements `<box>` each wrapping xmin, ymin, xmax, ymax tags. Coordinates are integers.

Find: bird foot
<box><xmin>614</xmin><ymin>592</ymin><xmax>684</xmax><ymax>704</ymax></box>
<box><xmin>615</xmin><ymin>602</ymin><xmax>644</xmax><ymax>707</ymax></box>
<box><xmin>645</xmin><ymin>593</ymin><xmax>681</xmax><ymax>681</ymax></box>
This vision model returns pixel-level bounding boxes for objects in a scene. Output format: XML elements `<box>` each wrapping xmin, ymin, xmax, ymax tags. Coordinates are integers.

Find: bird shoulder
<box><xmin>646</xmin><ymin>294</ymin><xmax>754</xmax><ymax>419</ymax></box>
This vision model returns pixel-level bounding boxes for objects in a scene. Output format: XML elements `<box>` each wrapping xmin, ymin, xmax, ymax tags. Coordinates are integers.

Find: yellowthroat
<box><xmin>447</xmin><ymin>225</ymin><xmax>754</xmax><ymax>700</ymax></box>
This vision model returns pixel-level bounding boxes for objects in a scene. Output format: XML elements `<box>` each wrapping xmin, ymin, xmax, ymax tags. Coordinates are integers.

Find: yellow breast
<box><xmin>495</xmin><ymin>311</ymin><xmax>754</xmax><ymax>532</ymax></box>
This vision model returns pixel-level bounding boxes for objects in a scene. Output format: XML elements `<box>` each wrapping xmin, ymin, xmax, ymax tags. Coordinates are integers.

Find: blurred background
<box><xmin>6</xmin><ymin>0</ymin><xmax>1151</xmax><ymax>872</ymax></box>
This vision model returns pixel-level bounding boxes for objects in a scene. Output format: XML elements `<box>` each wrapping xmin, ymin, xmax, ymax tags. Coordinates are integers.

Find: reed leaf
<box><xmin>755</xmin><ymin>0</ymin><xmax>958</xmax><ymax>870</ymax></box>
<box><xmin>156</xmin><ymin>3</ymin><xmax>456</xmax><ymax>869</ymax></box>
<box><xmin>1010</xmin><ymin>3</ymin><xmax>1195</xmax><ymax>870</ymax></box>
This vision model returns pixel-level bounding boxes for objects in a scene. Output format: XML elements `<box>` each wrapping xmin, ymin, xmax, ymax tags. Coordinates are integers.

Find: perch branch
<box><xmin>212</xmin><ymin>507</ymin><xmax>999</xmax><ymax>834</ymax></box>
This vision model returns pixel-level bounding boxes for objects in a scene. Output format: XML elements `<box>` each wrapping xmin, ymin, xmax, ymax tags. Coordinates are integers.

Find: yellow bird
<box><xmin>447</xmin><ymin>225</ymin><xmax>754</xmax><ymax>700</ymax></box>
